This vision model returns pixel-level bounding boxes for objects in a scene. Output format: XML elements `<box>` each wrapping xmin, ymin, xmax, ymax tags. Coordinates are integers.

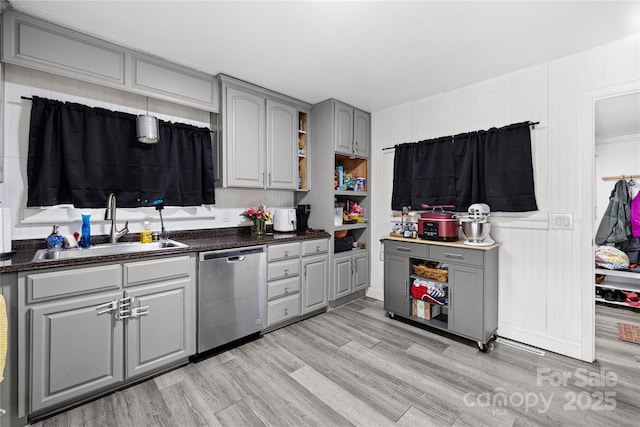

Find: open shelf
<box><xmin>297</xmin><ymin>111</ymin><xmax>308</xmax><ymax>190</ymax></box>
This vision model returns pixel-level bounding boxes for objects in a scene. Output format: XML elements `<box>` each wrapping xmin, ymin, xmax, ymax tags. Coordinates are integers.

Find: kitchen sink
<box><xmin>32</xmin><ymin>239</ymin><xmax>188</xmax><ymax>262</ymax></box>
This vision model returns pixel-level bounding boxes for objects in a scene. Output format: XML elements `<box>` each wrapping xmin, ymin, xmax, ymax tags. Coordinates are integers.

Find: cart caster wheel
<box><xmin>477</xmin><ymin>341</ymin><xmax>488</xmax><ymax>352</ymax></box>
<box><xmin>490</xmin><ymin>334</ymin><xmax>498</xmax><ymax>342</ymax></box>
<box><xmin>388</xmin><ymin>312</ymin><xmax>395</xmax><ymax>319</ymax></box>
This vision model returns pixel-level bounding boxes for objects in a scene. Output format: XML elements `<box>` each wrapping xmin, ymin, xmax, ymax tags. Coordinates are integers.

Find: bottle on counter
<box><xmin>46</xmin><ymin>225</ymin><xmax>64</xmax><ymax>251</ymax></box>
<box><xmin>140</xmin><ymin>221</ymin><xmax>153</xmax><ymax>243</ymax></box>
<box><xmin>80</xmin><ymin>213</ymin><xmax>91</xmax><ymax>248</ymax></box>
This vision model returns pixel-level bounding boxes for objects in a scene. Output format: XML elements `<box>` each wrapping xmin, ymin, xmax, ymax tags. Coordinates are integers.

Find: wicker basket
<box><xmin>413</xmin><ymin>264</ymin><xmax>448</xmax><ymax>282</ymax></box>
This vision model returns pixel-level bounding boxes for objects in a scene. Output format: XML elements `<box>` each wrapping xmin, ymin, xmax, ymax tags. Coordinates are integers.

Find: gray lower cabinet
<box><xmin>125</xmin><ymin>277</ymin><xmax>193</xmax><ymax>378</ymax></box>
<box><xmin>30</xmin><ymin>290</ymin><xmax>125</xmax><ymax>412</ymax></box>
<box><xmin>383</xmin><ymin>238</ymin><xmax>498</xmax><ymax>350</ymax></box>
<box><xmin>332</xmin><ymin>250</ymin><xmax>369</xmax><ymax>301</ymax></box>
<box><xmin>448</xmin><ymin>264</ymin><xmax>484</xmax><ymax>340</ymax></box>
<box><xmin>301</xmin><ymin>253</ymin><xmax>328</xmax><ymax>315</ymax></box>
<box><xmin>267</xmin><ymin>239</ymin><xmax>328</xmax><ymax>326</ymax></box>
<box><xmin>383</xmin><ymin>254</ymin><xmax>410</xmax><ymax>317</ymax></box>
<box><xmin>18</xmin><ymin>254</ymin><xmax>196</xmax><ymax>416</ymax></box>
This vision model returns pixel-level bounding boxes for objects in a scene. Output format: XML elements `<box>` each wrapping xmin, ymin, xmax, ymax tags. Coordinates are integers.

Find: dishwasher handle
<box><xmin>227</xmin><ymin>255</ymin><xmax>245</xmax><ymax>263</ymax></box>
<box><xmin>200</xmin><ymin>245</ymin><xmax>265</xmax><ymax>261</ymax></box>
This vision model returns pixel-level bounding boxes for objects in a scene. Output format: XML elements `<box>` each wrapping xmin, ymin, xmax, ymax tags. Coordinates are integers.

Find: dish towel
<box><xmin>0</xmin><ymin>294</ymin><xmax>6</xmax><ymax>383</ymax></box>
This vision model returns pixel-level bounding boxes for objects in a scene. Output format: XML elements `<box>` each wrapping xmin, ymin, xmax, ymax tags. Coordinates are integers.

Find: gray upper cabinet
<box><xmin>267</xmin><ymin>99</ymin><xmax>298</xmax><ymax>189</ymax></box>
<box><xmin>219</xmin><ymin>75</ymin><xmax>311</xmax><ymax>189</ymax></box>
<box><xmin>2</xmin><ymin>11</ymin><xmax>219</xmax><ymax>112</ymax></box>
<box><xmin>353</xmin><ymin>109</ymin><xmax>371</xmax><ymax>158</ymax></box>
<box><xmin>224</xmin><ymin>86</ymin><xmax>266</xmax><ymax>188</ymax></box>
<box><xmin>334</xmin><ymin>101</ymin><xmax>354</xmax><ymax>154</ymax></box>
<box><xmin>333</xmin><ymin>100</ymin><xmax>370</xmax><ymax>158</ymax></box>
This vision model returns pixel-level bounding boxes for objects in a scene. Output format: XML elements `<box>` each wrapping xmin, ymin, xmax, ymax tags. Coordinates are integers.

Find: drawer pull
<box><xmin>284</xmin><ymin>308</ymin><xmax>289</xmax><ymax>316</ymax></box>
<box><xmin>284</xmin><ymin>287</ymin><xmax>289</xmax><ymax>294</ymax></box>
<box><xmin>397</xmin><ymin>247</ymin><xmax>412</xmax><ymax>252</ymax></box>
<box><xmin>284</xmin><ymin>251</ymin><xmax>289</xmax><ymax>257</ymax></box>
<box><xmin>443</xmin><ymin>252</ymin><xmax>464</xmax><ymax>259</ymax></box>
<box><xmin>284</xmin><ymin>269</ymin><xmax>289</xmax><ymax>276</ymax></box>
<box><xmin>316</xmin><ymin>246</ymin><xmax>321</xmax><ymax>252</ymax></box>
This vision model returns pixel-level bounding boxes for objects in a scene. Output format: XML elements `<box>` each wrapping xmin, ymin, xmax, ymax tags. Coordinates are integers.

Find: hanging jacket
<box><xmin>595</xmin><ymin>179</ymin><xmax>631</xmax><ymax>246</ymax></box>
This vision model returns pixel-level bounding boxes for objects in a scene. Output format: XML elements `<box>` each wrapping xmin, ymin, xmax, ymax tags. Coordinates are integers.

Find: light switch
<box><xmin>550</xmin><ymin>213</ymin><xmax>573</xmax><ymax>230</ymax></box>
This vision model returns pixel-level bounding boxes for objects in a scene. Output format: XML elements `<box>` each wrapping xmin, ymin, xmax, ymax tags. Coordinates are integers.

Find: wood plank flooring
<box><xmin>34</xmin><ymin>299</ymin><xmax>640</xmax><ymax>427</ymax></box>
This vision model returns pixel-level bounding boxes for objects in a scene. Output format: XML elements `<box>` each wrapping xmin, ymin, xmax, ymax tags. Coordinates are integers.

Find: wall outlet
<box><xmin>550</xmin><ymin>213</ymin><xmax>573</xmax><ymax>230</ymax></box>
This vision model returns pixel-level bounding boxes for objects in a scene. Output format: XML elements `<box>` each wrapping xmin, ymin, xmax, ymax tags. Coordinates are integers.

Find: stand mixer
<box><xmin>460</xmin><ymin>203</ymin><xmax>495</xmax><ymax>246</ymax></box>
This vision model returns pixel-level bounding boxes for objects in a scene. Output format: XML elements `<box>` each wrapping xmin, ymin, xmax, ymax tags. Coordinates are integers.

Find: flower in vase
<box><xmin>240</xmin><ymin>205</ymin><xmax>272</xmax><ymax>225</ymax></box>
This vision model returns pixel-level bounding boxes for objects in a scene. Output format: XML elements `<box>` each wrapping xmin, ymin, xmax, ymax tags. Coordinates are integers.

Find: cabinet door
<box><xmin>125</xmin><ymin>278</ymin><xmax>193</xmax><ymax>378</ymax></box>
<box><xmin>353</xmin><ymin>252</ymin><xmax>369</xmax><ymax>291</ymax></box>
<box><xmin>333</xmin><ymin>256</ymin><xmax>352</xmax><ymax>300</ymax></box>
<box><xmin>267</xmin><ymin>99</ymin><xmax>297</xmax><ymax>189</ymax></box>
<box><xmin>448</xmin><ymin>264</ymin><xmax>484</xmax><ymax>340</ymax></box>
<box><xmin>30</xmin><ymin>291</ymin><xmax>124</xmax><ymax>412</ymax></box>
<box><xmin>334</xmin><ymin>101</ymin><xmax>353</xmax><ymax>155</ymax></box>
<box><xmin>226</xmin><ymin>87</ymin><xmax>266</xmax><ymax>188</ymax></box>
<box><xmin>301</xmin><ymin>254</ymin><xmax>328</xmax><ymax>315</ymax></box>
<box><xmin>383</xmin><ymin>254</ymin><xmax>410</xmax><ymax>317</ymax></box>
<box><xmin>353</xmin><ymin>109</ymin><xmax>370</xmax><ymax>158</ymax></box>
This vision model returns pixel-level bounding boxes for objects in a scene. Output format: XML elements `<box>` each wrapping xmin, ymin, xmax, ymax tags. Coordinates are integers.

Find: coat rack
<box><xmin>601</xmin><ymin>174</ymin><xmax>640</xmax><ymax>181</ymax></box>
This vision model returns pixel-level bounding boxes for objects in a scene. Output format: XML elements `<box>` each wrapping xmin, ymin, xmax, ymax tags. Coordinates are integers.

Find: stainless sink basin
<box><xmin>33</xmin><ymin>240</ymin><xmax>188</xmax><ymax>262</ymax></box>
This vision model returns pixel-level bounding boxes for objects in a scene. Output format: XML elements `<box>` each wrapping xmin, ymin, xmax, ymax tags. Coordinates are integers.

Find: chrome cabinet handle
<box><xmin>284</xmin><ymin>250</ymin><xmax>289</xmax><ymax>257</ymax></box>
<box><xmin>268</xmin><ymin>172</ymin><xmax>272</xmax><ymax>186</ymax></box>
<box><xmin>443</xmin><ymin>252</ymin><xmax>463</xmax><ymax>259</ymax></box>
<box><xmin>397</xmin><ymin>247</ymin><xmax>412</xmax><ymax>252</ymax></box>
<box><xmin>316</xmin><ymin>246</ymin><xmax>321</xmax><ymax>252</ymax></box>
<box><xmin>284</xmin><ymin>268</ymin><xmax>289</xmax><ymax>276</ymax></box>
<box><xmin>284</xmin><ymin>308</ymin><xmax>289</xmax><ymax>316</ymax></box>
<box><xmin>404</xmin><ymin>279</ymin><xmax>408</xmax><ymax>296</ymax></box>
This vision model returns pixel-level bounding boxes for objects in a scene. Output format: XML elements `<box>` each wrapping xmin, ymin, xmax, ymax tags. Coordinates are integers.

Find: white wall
<box><xmin>595</xmin><ymin>135</ymin><xmax>640</xmax><ymax>226</ymax></box>
<box><xmin>0</xmin><ymin>65</ymin><xmax>295</xmax><ymax>241</ymax></box>
<box><xmin>369</xmin><ymin>35</ymin><xmax>640</xmax><ymax>360</ymax></box>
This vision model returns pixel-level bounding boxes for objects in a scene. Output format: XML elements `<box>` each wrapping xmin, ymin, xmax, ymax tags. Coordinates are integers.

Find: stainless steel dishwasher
<box><xmin>197</xmin><ymin>245</ymin><xmax>267</xmax><ymax>353</ymax></box>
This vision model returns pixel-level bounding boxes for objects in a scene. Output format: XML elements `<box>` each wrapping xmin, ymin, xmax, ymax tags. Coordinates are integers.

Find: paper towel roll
<box><xmin>0</xmin><ymin>208</ymin><xmax>12</xmax><ymax>254</ymax></box>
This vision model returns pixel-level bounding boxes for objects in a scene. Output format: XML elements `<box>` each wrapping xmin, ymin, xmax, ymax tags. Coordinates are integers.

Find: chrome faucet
<box><xmin>104</xmin><ymin>193</ymin><xmax>129</xmax><ymax>243</ymax></box>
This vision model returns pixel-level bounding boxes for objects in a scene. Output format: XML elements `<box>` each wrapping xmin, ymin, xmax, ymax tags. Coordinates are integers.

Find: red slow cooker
<box><xmin>418</xmin><ymin>206</ymin><xmax>459</xmax><ymax>241</ymax></box>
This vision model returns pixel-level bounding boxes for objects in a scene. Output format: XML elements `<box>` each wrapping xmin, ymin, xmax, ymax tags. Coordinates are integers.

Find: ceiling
<box><xmin>7</xmin><ymin>1</ymin><xmax>640</xmax><ymax>113</ymax></box>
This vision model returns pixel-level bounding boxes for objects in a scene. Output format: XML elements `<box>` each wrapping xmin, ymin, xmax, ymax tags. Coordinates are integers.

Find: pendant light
<box><xmin>137</xmin><ymin>97</ymin><xmax>159</xmax><ymax>144</ymax></box>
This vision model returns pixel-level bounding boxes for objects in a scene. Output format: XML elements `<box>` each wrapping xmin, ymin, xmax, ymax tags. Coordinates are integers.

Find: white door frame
<box><xmin>580</xmin><ymin>79</ymin><xmax>640</xmax><ymax>362</ymax></box>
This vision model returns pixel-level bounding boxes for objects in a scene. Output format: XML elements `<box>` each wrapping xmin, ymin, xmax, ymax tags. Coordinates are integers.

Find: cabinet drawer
<box><xmin>124</xmin><ymin>255</ymin><xmax>191</xmax><ymax>287</ymax></box>
<box><xmin>267</xmin><ymin>258</ymin><xmax>300</xmax><ymax>281</ymax></box>
<box><xmin>267</xmin><ymin>242</ymin><xmax>300</xmax><ymax>261</ymax></box>
<box><xmin>429</xmin><ymin>245</ymin><xmax>484</xmax><ymax>267</ymax></box>
<box><xmin>267</xmin><ymin>293</ymin><xmax>300</xmax><ymax>326</ymax></box>
<box><xmin>301</xmin><ymin>239</ymin><xmax>329</xmax><ymax>256</ymax></box>
<box><xmin>25</xmin><ymin>264</ymin><xmax>122</xmax><ymax>303</ymax></box>
<box><xmin>267</xmin><ymin>276</ymin><xmax>300</xmax><ymax>301</ymax></box>
<box><xmin>384</xmin><ymin>240</ymin><xmax>428</xmax><ymax>258</ymax></box>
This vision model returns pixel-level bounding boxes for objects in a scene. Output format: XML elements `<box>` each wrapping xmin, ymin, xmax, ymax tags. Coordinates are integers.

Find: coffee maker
<box><xmin>296</xmin><ymin>204</ymin><xmax>310</xmax><ymax>234</ymax></box>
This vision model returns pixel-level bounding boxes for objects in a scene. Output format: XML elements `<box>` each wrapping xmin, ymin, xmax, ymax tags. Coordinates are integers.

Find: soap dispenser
<box><xmin>140</xmin><ymin>221</ymin><xmax>153</xmax><ymax>243</ymax></box>
<box><xmin>46</xmin><ymin>225</ymin><xmax>64</xmax><ymax>251</ymax></box>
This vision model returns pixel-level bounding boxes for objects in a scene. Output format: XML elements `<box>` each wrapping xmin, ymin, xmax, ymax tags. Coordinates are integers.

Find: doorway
<box><xmin>583</xmin><ymin>81</ymin><xmax>640</xmax><ymax>362</ymax></box>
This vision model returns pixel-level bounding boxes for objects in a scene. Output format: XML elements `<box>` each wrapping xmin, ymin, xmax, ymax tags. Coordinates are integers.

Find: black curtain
<box><xmin>411</xmin><ymin>136</ymin><xmax>456</xmax><ymax>208</ymax></box>
<box><xmin>27</xmin><ymin>96</ymin><xmax>215</xmax><ymax>208</ymax></box>
<box><xmin>390</xmin><ymin>121</ymin><xmax>537</xmax><ymax>212</ymax></box>
<box><xmin>391</xmin><ymin>143</ymin><xmax>414</xmax><ymax>210</ymax></box>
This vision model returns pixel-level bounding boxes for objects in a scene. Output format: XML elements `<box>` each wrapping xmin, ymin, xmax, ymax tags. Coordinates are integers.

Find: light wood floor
<box><xmin>35</xmin><ymin>299</ymin><xmax>640</xmax><ymax>427</ymax></box>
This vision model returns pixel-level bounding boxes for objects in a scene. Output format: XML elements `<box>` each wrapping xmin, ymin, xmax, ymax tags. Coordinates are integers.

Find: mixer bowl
<box><xmin>461</xmin><ymin>220</ymin><xmax>491</xmax><ymax>242</ymax></box>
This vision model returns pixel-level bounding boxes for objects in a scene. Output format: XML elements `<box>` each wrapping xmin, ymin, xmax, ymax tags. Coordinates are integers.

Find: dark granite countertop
<box><xmin>1</xmin><ymin>228</ymin><xmax>330</xmax><ymax>274</ymax></box>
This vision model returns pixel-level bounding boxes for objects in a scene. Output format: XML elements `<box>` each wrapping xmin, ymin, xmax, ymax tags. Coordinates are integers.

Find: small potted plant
<box><xmin>240</xmin><ymin>205</ymin><xmax>272</xmax><ymax>236</ymax></box>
